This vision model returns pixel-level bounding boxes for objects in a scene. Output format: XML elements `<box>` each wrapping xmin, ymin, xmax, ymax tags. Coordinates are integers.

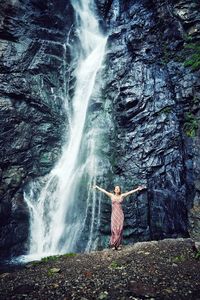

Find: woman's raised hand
<box><xmin>137</xmin><ymin>185</ymin><xmax>147</xmax><ymax>191</ymax></box>
<box><xmin>93</xmin><ymin>185</ymin><xmax>97</xmax><ymax>189</ymax></box>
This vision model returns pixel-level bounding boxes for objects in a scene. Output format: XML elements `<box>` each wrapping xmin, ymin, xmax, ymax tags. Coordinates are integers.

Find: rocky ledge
<box><xmin>0</xmin><ymin>238</ymin><xmax>200</xmax><ymax>300</ymax></box>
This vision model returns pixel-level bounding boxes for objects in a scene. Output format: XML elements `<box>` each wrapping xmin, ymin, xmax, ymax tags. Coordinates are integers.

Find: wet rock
<box><xmin>49</xmin><ymin>267</ymin><xmax>61</xmax><ymax>274</ymax></box>
<box><xmin>0</xmin><ymin>0</ymin><xmax>74</xmax><ymax>259</ymax></box>
<box><xmin>91</xmin><ymin>0</ymin><xmax>200</xmax><ymax>247</ymax></box>
<box><xmin>0</xmin><ymin>0</ymin><xmax>200</xmax><ymax>258</ymax></box>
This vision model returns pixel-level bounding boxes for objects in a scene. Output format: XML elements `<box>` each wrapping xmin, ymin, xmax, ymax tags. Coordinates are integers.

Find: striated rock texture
<box><xmin>0</xmin><ymin>0</ymin><xmax>200</xmax><ymax>258</ymax></box>
<box><xmin>90</xmin><ymin>0</ymin><xmax>200</xmax><ymax>246</ymax></box>
<box><xmin>0</xmin><ymin>0</ymin><xmax>73</xmax><ymax>258</ymax></box>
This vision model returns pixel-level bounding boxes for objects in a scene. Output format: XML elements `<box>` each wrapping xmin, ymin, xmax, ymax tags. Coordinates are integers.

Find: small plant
<box><xmin>98</xmin><ymin>291</ymin><xmax>108</xmax><ymax>299</ymax></box>
<box><xmin>109</xmin><ymin>261</ymin><xmax>119</xmax><ymax>269</ymax></box>
<box><xmin>41</xmin><ymin>255</ymin><xmax>60</xmax><ymax>262</ymax></box>
<box><xmin>183</xmin><ymin>112</ymin><xmax>199</xmax><ymax>137</ymax></box>
<box><xmin>109</xmin><ymin>260</ymin><xmax>124</xmax><ymax>270</ymax></box>
<box><xmin>47</xmin><ymin>269</ymin><xmax>54</xmax><ymax>276</ymax></box>
<box><xmin>63</xmin><ymin>252</ymin><xmax>77</xmax><ymax>258</ymax></box>
<box><xmin>41</xmin><ymin>252</ymin><xmax>77</xmax><ymax>263</ymax></box>
<box><xmin>172</xmin><ymin>254</ymin><xmax>186</xmax><ymax>262</ymax></box>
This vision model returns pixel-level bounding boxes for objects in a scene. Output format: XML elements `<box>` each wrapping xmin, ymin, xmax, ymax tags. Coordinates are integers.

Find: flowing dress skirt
<box><xmin>110</xmin><ymin>197</ymin><xmax>124</xmax><ymax>248</ymax></box>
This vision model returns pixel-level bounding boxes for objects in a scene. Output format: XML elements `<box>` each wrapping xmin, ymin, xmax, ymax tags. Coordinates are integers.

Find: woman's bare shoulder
<box><xmin>110</xmin><ymin>193</ymin><xmax>114</xmax><ymax>198</ymax></box>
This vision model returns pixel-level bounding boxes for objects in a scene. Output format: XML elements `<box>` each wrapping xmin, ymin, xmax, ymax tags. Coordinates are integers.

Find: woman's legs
<box><xmin>110</xmin><ymin>226</ymin><xmax>123</xmax><ymax>249</ymax></box>
<box><xmin>110</xmin><ymin>206</ymin><xmax>124</xmax><ymax>250</ymax></box>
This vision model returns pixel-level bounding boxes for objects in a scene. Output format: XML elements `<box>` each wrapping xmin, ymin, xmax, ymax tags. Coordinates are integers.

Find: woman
<box><xmin>93</xmin><ymin>184</ymin><xmax>146</xmax><ymax>250</ymax></box>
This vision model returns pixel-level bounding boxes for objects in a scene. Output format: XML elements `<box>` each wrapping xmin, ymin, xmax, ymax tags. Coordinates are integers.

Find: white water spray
<box><xmin>22</xmin><ymin>0</ymin><xmax>107</xmax><ymax>262</ymax></box>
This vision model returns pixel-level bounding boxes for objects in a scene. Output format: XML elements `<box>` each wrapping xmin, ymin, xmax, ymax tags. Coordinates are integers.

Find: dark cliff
<box><xmin>91</xmin><ymin>0</ymin><xmax>200</xmax><ymax>246</ymax></box>
<box><xmin>0</xmin><ymin>0</ymin><xmax>200</xmax><ymax>259</ymax></box>
<box><xmin>0</xmin><ymin>0</ymin><xmax>74</xmax><ymax>258</ymax></box>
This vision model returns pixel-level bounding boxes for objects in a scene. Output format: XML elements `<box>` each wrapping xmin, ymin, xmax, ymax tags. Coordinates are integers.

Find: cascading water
<box><xmin>21</xmin><ymin>0</ymin><xmax>107</xmax><ymax>262</ymax></box>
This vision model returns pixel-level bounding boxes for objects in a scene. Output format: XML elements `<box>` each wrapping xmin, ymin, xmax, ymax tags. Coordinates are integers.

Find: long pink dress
<box><xmin>110</xmin><ymin>195</ymin><xmax>124</xmax><ymax>248</ymax></box>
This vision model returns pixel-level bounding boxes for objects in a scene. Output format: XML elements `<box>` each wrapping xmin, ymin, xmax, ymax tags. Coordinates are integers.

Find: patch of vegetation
<box><xmin>109</xmin><ymin>260</ymin><xmax>124</xmax><ymax>270</ymax></box>
<box><xmin>171</xmin><ymin>254</ymin><xmax>186</xmax><ymax>262</ymax></box>
<box><xmin>62</xmin><ymin>252</ymin><xmax>77</xmax><ymax>258</ymax></box>
<box><xmin>157</xmin><ymin>107</ymin><xmax>172</xmax><ymax>115</ymax></box>
<box><xmin>194</xmin><ymin>250</ymin><xmax>200</xmax><ymax>260</ymax></box>
<box><xmin>184</xmin><ymin>43</ymin><xmax>200</xmax><ymax>71</ymax></box>
<box><xmin>183</xmin><ymin>33</ymin><xmax>193</xmax><ymax>43</ymax></box>
<box><xmin>41</xmin><ymin>255</ymin><xmax>60</xmax><ymax>262</ymax></box>
<box><xmin>159</xmin><ymin>33</ymin><xmax>200</xmax><ymax>69</ymax></box>
<box><xmin>99</xmin><ymin>291</ymin><xmax>109</xmax><ymax>300</ymax></box>
<box><xmin>183</xmin><ymin>112</ymin><xmax>199</xmax><ymax>137</ymax></box>
<box><xmin>109</xmin><ymin>261</ymin><xmax>120</xmax><ymax>269</ymax></box>
<box><xmin>41</xmin><ymin>252</ymin><xmax>77</xmax><ymax>263</ymax></box>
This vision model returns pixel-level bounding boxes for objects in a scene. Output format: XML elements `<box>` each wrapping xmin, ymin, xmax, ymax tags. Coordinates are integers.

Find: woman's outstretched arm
<box><xmin>121</xmin><ymin>185</ymin><xmax>147</xmax><ymax>198</ymax></box>
<box><xmin>93</xmin><ymin>185</ymin><xmax>113</xmax><ymax>198</ymax></box>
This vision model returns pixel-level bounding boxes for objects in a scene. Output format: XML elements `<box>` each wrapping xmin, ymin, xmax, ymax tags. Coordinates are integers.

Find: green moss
<box><xmin>62</xmin><ymin>252</ymin><xmax>77</xmax><ymax>258</ymax></box>
<box><xmin>184</xmin><ymin>43</ymin><xmax>200</xmax><ymax>51</ymax></box>
<box><xmin>184</xmin><ymin>43</ymin><xmax>200</xmax><ymax>71</ymax></box>
<box><xmin>160</xmin><ymin>36</ymin><xmax>200</xmax><ymax>69</ymax></box>
<box><xmin>195</xmin><ymin>250</ymin><xmax>200</xmax><ymax>260</ymax></box>
<box><xmin>183</xmin><ymin>33</ymin><xmax>193</xmax><ymax>42</ymax></box>
<box><xmin>108</xmin><ymin>260</ymin><xmax>125</xmax><ymax>270</ymax></box>
<box><xmin>40</xmin><ymin>252</ymin><xmax>77</xmax><ymax>264</ymax></box>
<box><xmin>47</xmin><ymin>270</ymin><xmax>54</xmax><ymax>276</ymax></box>
<box><xmin>184</xmin><ymin>56</ymin><xmax>200</xmax><ymax>71</ymax></box>
<box><xmin>183</xmin><ymin>112</ymin><xmax>199</xmax><ymax>137</ymax></box>
<box><xmin>32</xmin><ymin>261</ymin><xmax>41</xmax><ymax>266</ymax></box>
<box><xmin>41</xmin><ymin>255</ymin><xmax>60</xmax><ymax>262</ymax></box>
<box><xmin>171</xmin><ymin>254</ymin><xmax>186</xmax><ymax>262</ymax></box>
<box><xmin>158</xmin><ymin>107</ymin><xmax>172</xmax><ymax>115</ymax></box>
<box><xmin>172</xmin><ymin>40</ymin><xmax>200</xmax><ymax>68</ymax></box>
<box><xmin>109</xmin><ymin>261</ymin><xmax>120</xmax><ymax>269</ymax></box>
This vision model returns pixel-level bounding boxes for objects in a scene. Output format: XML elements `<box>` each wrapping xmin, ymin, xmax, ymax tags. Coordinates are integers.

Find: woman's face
<box><xmin>114</xmin><ymin>186</ymin><xmax>121</xmax><ymax>195</ymax></box>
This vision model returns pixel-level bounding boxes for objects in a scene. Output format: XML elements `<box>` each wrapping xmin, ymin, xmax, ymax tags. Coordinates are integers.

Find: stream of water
<box><xmin>20</xmin><ymin>0</ymin><xmax>107</xmax><ymax>262</ymax></box>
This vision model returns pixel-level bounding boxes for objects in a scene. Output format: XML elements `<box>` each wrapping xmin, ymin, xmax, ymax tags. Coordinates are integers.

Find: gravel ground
<box><xmin>0</xmin><ymin>238</ymin><xmax>200</xmax><ymax>300</ymax></box>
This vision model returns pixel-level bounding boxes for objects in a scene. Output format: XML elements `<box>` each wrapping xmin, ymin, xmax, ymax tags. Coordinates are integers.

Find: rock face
<box><xmin>0</xmin><ymin>0</ymin><xmax>73</xmax><ymax>258</ymax></box>
<box><xmin>91</xmin><ymin>0</ymin><xmax>200</xmax><ymax>246</ymax></box>
<box><xmin>0</xmin><ymin>0</ymin><xmax>200</xmax><ymax>258</ymax></box>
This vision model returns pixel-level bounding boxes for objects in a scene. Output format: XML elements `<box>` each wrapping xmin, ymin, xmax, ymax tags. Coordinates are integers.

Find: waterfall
<box><xmin>21</xmin><ymin>0</ymin><xmax>107</xmax><ymax>262</ymax></box>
